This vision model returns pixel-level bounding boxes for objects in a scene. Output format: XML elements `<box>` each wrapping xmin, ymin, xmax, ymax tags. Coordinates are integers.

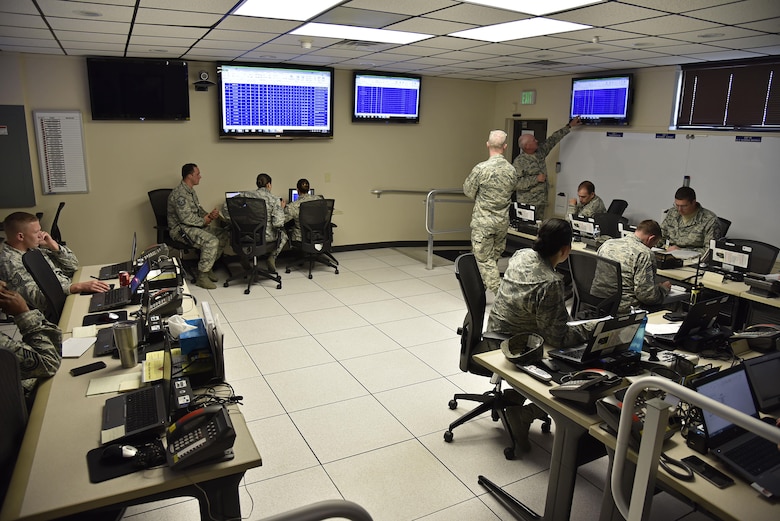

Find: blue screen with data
<box><xmin>353</xmin><ymin>73</ymin><xmax>421</xmax><ymax>123</ymax></box>
<box><xmin>570</xmin><ymin>75</ymin><xmax>632</xmax><ymax>125</ymax></box>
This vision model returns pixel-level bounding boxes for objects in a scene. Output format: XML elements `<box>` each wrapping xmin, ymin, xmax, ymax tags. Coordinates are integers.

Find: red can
<box><xmin>119</xmin><ymin>271</ymin><xmax>132</xmax><ymax>287</ymax></box>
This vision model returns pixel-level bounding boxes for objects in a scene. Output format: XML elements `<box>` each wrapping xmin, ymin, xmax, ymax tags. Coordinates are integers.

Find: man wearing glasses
<box><xmin>660</xmin><ymin>186</ymin><xmax>722</xmax><ymax>254</ymax></box>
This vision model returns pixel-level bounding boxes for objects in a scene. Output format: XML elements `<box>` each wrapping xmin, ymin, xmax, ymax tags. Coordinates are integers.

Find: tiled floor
<box><xmin>0</xmin><ymin>248</ymin><xmax>711</xmax><ymax>521</ymax></box>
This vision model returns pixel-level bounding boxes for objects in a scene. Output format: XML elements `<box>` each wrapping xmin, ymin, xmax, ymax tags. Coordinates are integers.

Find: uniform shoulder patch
<box><xmin>176</xmin><ymin>196</ymin><xmax>186</xmax><ymax>207</ymax></box>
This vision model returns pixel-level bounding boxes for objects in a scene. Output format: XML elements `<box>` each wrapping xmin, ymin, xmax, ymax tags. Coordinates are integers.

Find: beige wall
<box><xmin>1</xmin><ymin>53</ymin><xmax>496</xmax><ymax>265</ymax></box>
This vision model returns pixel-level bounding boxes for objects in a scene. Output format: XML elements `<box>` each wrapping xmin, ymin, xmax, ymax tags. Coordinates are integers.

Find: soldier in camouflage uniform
<box><xmin>221</xmin><ymin>173</ymin><xmax>287</xmax><ymax>273</ymax></box>
<box><xmin>596</xmin><ymin>220</ymin><xmax>672</xmax><ymax>314</ymax></box>
<box><xmin>284</xmin><ymin>178</ymin><xmax>324</xmax><ymax>243</ymax></box>
<box><xmin>167</xmin><ymin>163</ymin><xmax>229</xmax><ymax>289</ymax></box>
<box><xmin>0</xmin><ymin>280</ymin><xmax>61</xmax><ymax>396</ymax></box>
<box><xmin>0</xmin><ymin>212</ymin><xmax>110</xmax><ymax>316</ymax></box>
<box><xmin>514</xmin><ymin>117</ymin><xmax>581</xmax><ymax>219</ymax></box>
<box><xmin>660</xmin><ymin>186</ymin><xmax>722</xmax><ymax>255</ymax></box>
<box><xmin>567</xmin><ymin>180</ymin><xmax>607</xmax><ymax>217</ymax></box>
<box><xmin>463</xmin><ymin>130</ymin><xmax>518</xmax><ymax>294</ymax></box>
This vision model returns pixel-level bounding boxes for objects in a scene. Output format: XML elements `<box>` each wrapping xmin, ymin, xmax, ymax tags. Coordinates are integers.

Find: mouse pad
<box><xmin>82</xmin><ymin>311</ymin><xmax>128</xmax><ymax>327</ymax></box>
<box><xmin>86</xmin><ymin>439</ymin><xmax>165</xmax><ymax>483</ymax></box>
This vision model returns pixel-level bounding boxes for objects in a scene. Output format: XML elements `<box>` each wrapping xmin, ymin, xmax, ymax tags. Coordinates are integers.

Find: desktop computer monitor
<box><xmin>512</xmin><ymin>202</ymin><xmax>536</xmax><ymax>222</ymax></box>
<box><xmin>709</xmin><ymin>238</ymin><xmax>751</xmax><ymax>276</ymax></box>
<box><xmin>570</xmin><ymin>214</ymin><xmax>595</xmax><ymax>237</ymax></box>
<box><xmin>618</xmin><ymin>222</ymin><xmax>637</xmax><ymax>238</ymax></box>
<box><xmin>289</xmin><ymin>188</ymin><xmax>315</xmax><ymax>202</ymax></box>
<box><xmin>225</xmin><ymin>191</ymin><xmax>241</xmax><ymax>199</ymax></box>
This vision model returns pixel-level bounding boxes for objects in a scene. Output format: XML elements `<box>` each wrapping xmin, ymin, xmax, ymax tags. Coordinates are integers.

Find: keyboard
<box><xmin>125</xmin><ymin>387</ymin><xmax>162</xmax><ymax>433</ymax></box>
<box><xmin>724</xmin><ymin>437</ymin><xmax>780</xmax><ymax>475</ymax></box>
<box><xmin>103</xmin><ymin>288</ymin><xmax>130</xmax><ymax>306</ymax></box>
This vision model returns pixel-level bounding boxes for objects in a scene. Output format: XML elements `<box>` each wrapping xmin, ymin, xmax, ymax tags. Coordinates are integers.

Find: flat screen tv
<box><xmin>352</xmin><ymin>71</ymin><xmax>421</xmax><ymax>123</ymax></box>
<box><xmin>86</xmin><ymin>58</ymin><xmax>190</xmax><ymax>121</ymax></box>
<box><xmin>569</xmin><ymin>74</ymin><xmax>633</xmax><ymax>126</ymax></box>
<box><xmin>217</xmin><ymin>63</ymin><xmax>334</xmax><ymax>139</ymax></box>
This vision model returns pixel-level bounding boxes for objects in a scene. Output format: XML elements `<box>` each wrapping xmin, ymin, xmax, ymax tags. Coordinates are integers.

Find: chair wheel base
<box><xmin>504</xmin><ymin>447</ymin><xmax>515</xmax><ymax>460</ymax></box>
<box><xmin>244</xmin><ymin>289</ymin><xmax>250</xmax><ymax>294</ymax></box>
<box><xmin>335</xmin><ymin>269</ymin><xmax>339</xmax><ymax>274</ymax></box>
<box><xmin>276</xmin><ymin>283</ymin><xmax>282</xmax><ymax>289</ymax></box>
<box><xmin>223</xmin><ymin>282</ymin><xmax>229</xmax><ymax>288</ymax></box>
<box><xmin>444</xmin><ymin>431</ymin><xmax>454</xmax><ymax>443</ymax></box>
<box><xmin>308</xmin><ymin>274</ymin><xmax>313</xmax><ymax>279</ymax></box>
<box><xmin>448</xmin><ymin>399</ymin><xmax>457</xmax><ymax>410</ymax></box>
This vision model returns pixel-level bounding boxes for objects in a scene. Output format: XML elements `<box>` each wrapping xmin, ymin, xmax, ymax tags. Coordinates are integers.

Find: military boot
<box><xmin>206</xmin><ymin>269</ymin><xmax>218</xmax><ymax>282</ymax></box>
<box><xmin>195</xmin><ymin>272</ymin><xmax>216</xmax><ymax>290</ymax></box>
<box><xmin>266</xmin><ymin>255</ymin><xmax>277</xmax><ymax>273</ymax></box>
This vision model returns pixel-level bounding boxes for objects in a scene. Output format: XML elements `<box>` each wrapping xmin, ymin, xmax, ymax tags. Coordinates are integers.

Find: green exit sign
<box><xmin>520</xmin><ymin>90</ymin><xmax>536</xmax><ymax>105</ymax></box>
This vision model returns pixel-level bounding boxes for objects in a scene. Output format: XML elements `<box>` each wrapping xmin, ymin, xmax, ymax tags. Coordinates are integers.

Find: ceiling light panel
<box><xmin>233</xmin><ymin>0</ymin><xmax>343</xmax><ymax>22</ymax></box>
<box><xmin>291</xmin><ymin>23</ymin><xmax>432</xmax><ymax>44</ymax></box>
<box><xmin>462</xmin><ymin>0</ymin><xmax>604</xmax><ymax>17</ymax></box>
<box><xmin>450</xmin><ymin>18</ymin><xmax>591</xmax><ymax>43</ymax></box>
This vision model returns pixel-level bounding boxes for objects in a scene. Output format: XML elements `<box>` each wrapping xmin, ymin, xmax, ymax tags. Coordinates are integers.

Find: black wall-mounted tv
<box><xmin>217</xmin><ymin>62</ymin><xmax>334</xmax><ymax>140</ymax></box>
<box><xmin>569</xmin><ymin>73</ymin><xmax>633</xmax><ymax>126</ymax></box>
<box><xmin>352</xmin><ymin>71</ymin><xmax>421</xmax><ymax>123</ymax></box>
<box><xmin>86</xmin><ymin>57</ymin><xmax>190</xmax><ymax>121</ymax></box>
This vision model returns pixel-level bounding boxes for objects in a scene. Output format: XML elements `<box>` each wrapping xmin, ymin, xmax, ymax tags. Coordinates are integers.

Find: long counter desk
<box><xmin>1</xmin><ymin>266</ymin><xmax>262</xmax><ymax>521</ymax></box>
<box><xmin>473</xmin><ymin>312</ymin><xmax>778</xmax><ymax>521</ymax></box>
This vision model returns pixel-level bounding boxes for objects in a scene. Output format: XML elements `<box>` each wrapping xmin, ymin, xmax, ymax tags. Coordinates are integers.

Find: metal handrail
<box><xmin>612</xmin><ymin>376</ymin><xmax>780</xmax><ymax>521</ymax></box>
<box><xmin>370</xmin><ymin>188</ymin><xmax>471</xmax><ymax>269</ymax></box>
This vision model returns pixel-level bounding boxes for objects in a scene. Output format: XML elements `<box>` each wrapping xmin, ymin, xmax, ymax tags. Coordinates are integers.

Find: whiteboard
<box><xmin>558</xmin><ymin>131</ymin><xmax>780</xmax><ymax>247</ymax></box>
<box><xmin>33</xmin><ymin>111</ymin><xmax>89</xmax><ymax>194</ymax></box>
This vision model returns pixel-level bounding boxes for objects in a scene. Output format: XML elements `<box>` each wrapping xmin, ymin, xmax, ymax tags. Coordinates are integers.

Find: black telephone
<box><xmin>147</xmin><ymin>287</ymin><xmax>184</xmax><ymax>317</ymax></box>
<box><xmin>137</xmin><ymin>244</ymin><xmax>170</xmax><ymax>266</ymax></box>
<box><xmin>550</xmin><ymin>369</ymin><xmax>623</xmax><ymax>405</ymax></box>
<box><xmin>166</xmin><ymin>404</ymin><xmax>236</xmax><ymax>470</ymax></box>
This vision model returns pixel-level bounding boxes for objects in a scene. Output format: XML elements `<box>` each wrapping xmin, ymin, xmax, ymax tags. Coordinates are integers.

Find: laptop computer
<box><xmin>743</xmin><ymin>351</ymin><xmax>780</xmax><ymax>415</ymax></box>
<box><xmin>549</xmin><ymin>312</ymin><xmax>647</xmax><ymax>366</ymax></box>
<box><xmin>88</xmin><ymin>260</ymin><xmax>151</xmax><ymax>313</ymax></box>
<box><xmin>692</xmin><ymin>364</ymin><xmax>780</xmax><ymax>497</ymax></box>
<box><xmin>97</xmin><ymin>232</ymin><xmax>137</xmax><ymax>280</ymax></box>
<box><xmin>650</xmin><ymin>295</ymin><xmax>728</xmax><ymax>346</ymax></box>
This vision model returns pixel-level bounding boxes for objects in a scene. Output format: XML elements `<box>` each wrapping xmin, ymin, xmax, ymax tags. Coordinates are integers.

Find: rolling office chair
<box><xmin>606</xmin><ymin>199</ymin><xmax>628</xmax><ymax>216</ymax></box>
<box><xmin>568</xmin><ymin>251</ymin><xmax>623</xmax><ymax>320</ymax></box>
<box><xmin>147</xmin><ymin>189</ymin><xmax>198</xmax><ymax>282</ymax></box>
<box><xmin>723</xmin><ymin>239</ymin><xmax>779</xmax><ymax>274</ymax></box>
<box><xmin>21</xmin><ymin>249</ymin><xmax>67</xmax><ymax>324</ymax></box>
<box><xmin>285</xmin><ymin>198</ymin><xmax>339</xmax><ymax>279</ymax></box>
<box><xmin>717</xmin><ymin>217</ymin><xmax>732</xmax><ymax>237</ymax></box>
<box><xmin>444</xmin><ymin>253</ymin><xmax>550</xmax><ymax>460</ymax></box>
<box><xmin>0</xmin><ymin>349</ymin><xmax>28</xmax><ymax>507</ymax></box>
<box><xmin>223</xmin><ymin>196</ymin><xmax>282</xmax><ymax>293</ymax></box>
<box><xmin>50</xmin><ymin>202</ymin><xmax>66</xmax><ymax>246</ymax></box>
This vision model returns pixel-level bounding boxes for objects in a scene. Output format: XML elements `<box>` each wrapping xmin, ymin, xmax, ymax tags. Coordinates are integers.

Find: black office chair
<box><xmin>723</xmin><ymin>238</ymin><xmax>779</xmax><ymax>274</ymax></box>
<box><xmin>223</xmin><ymin>196</ymin><xmax>282</xmax><ymax>293</ymax></box>
<box><xmin>21</xmin><ymin>249</ymin><xmax>67</xmax><ymax>324</ymax></box>
<box><xmin>569</xmin><ymin>251</ymin><xmax>623</xmax><ymax>319</ymax></box>
<box><xmin>0</xmin><ymin>349</ymin><xmax>28</xmax><ymax>507</ymax></box>
<box><xmin>717</xmin><ymin>217</ymin><xmax>732</xmax><ymax>237</ymax></box>
<box><xmin>50</xmin><ymin>201</ymin><xmax>66</xmax><ymax>246</ymax></box>
<box><xmin>285</xmin><ymin>198</ymin><xmax>339</xmax><ymax>279</ymax></box>
<box><xmin>444</xmin><ymin>253</ymin><xmax>549</xmax><ymax>460</ymax></box>
<box><xmin>592</xmin><ymin>212</ymin><xmax>622</xmax><ymax>240</ymax></box>
<box><xmin>607</xmin><ymin>199</ymin><xmax>628</xmax><ymax>216</ymax></box>
<box><xmin>147</xmin><ymin>189</ymin><xmax>198</xmax><ymax>282</ymax></box>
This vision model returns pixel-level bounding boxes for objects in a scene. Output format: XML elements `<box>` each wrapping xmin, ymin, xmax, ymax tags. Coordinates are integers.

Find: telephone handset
<box><xmin>166</xmin><ymin>404</ymin><xmax>236</xmax><ymax>470</ymax></box>
<box><xmin>137</xmin><ymin>244</ymin><xmax>170</xmax><ymax>266</ymax></box>
<box><xmin>596</xmin><ymin>391</ymin><xmax>675</xmax><ymax>450</ymax></box>
<box><xmin>550</xmin><ymin>369</ymin><xmax>623</xmax><ymax>405</ymax></box>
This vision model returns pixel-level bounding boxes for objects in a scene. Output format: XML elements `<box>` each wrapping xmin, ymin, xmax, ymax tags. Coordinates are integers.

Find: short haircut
<box><xmin>181</xmin><ymin>163</ymin><xmax>198</xmax><ymax>179</ymax></box>
<box><xmin>487</xmin><ymin>130</ymin><xmax>507</xmax><ymax>148</ymax></box>
<box><xmin>578</xmin><ymin>180</ymin><xmax>595</xmax><ymax>194</ymax></box>
<box><xmin>256</xmin><ymin>173</ymin><xmax>272</xmax><ymax>188</ymax></box>
<box><xmin>3</xmin><ymin>211</ymin><xmax>38</xmax><ymax>236</ymax></box>
<box><xmin>674</xmin><ymin>186</ymin><xmax>696</xmax><ymax>202</ymax></box>
<box><xmin>636</xmin><ymin>219</ymin><xmax>661</xmax><ymax>237</ymax></box>
<box><xmin>533</xmin><ymin>218</ymin><xmax>572</xmax><ymax>258</ymax></box>
<box><xmin>297</xmin><ymin>178</ymin><xmax>310</xmax><ymax>193</ymax></box>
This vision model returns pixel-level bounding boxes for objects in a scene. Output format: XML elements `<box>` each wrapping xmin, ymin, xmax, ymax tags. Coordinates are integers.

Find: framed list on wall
<box><xmin>33</xmin><ymin>110</ymin><xmax>88</xmax><ymax>194</ymax></box>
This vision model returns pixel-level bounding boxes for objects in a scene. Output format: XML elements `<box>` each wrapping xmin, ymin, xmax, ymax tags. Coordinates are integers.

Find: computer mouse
<box><xmin>108</xmin><ymin>312</ymin><xmax>119</xmax><ymax>320</ymax></box>
<box><xmin>101</xmin><ymin>444</ymin><xmax>138</xmax><ymax>463</ymax></box>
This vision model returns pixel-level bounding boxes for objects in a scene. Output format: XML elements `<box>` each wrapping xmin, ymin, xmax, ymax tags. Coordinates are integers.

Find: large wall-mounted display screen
<box><xmin>352</xmin><ymin>71</ymin><xmax>421</xmax><ymax>124</ymax></box>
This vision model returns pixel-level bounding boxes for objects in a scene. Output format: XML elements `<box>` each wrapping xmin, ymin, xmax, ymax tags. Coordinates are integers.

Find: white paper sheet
<box><xmin>62</xmin><ymin>336</ymin><xmax>96</xmax><ymax>358</ymax></box>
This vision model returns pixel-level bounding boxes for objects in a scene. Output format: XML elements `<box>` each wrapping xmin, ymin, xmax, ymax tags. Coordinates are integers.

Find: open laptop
<box><xmin>650</xmin><ymin>295</ymin><xmax>728</xmax><ymax>346</ymax></box>
<box><xmin>97</xmin><ymin>232</ymin><xmax>137</xmax><ymax>280</ymax></box>
<box><xmin>549</xmin><ymin>312</ymin><xmax>646</xmax><ymax>365</ymax></box>
<box><xmin>743</xmin><ymin>351</ymin><xmax>780</xmax><ymax>415</ymax></box>
<box><xmin>88</xmin><ymin>260</ymin><xmax>151</xmax><ymax>313</ymax></box>
<box><xmin>692</xmin><ymin>364</ymin><xmax>780</xmax><ymax>497</ymax></box>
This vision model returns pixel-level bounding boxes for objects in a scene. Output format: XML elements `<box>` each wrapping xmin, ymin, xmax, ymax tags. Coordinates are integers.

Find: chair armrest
<box><xmin>483</xmin><ymin>331</ymin><xmax>511</xmax><ymax>342</ymax></box>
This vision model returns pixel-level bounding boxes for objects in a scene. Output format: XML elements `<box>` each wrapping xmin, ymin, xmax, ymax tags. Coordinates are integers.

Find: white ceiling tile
<box><xmin>597</xmin><ymin>48</ymin><xmax>670</xmax><ymax>60</ymax></box>
<box><xmin>710</xmin><ymin>34</ymin><xmax>780</xmax><ymax>50</ymax></box>
<box><xmin>748</xmin><ymin>45</ymin><xmax>780</xmax><ymax>55</ymax></box>
<box><xmin>192</xmin><ymin>39</ymin><xmax>263</xmax><ymax>52</ymax></box>
<box><xmin>616</xmin><ymin>0</ymin><xmax>735</xmax><ymax>13</ymax></box>
<box><xmin>141</xmin><ymin>0</ymin><xmax>239</xmax><ymax>15</ymax></box>
<box><xmin>68</xmin><ymin>48</ymin><xmax>124</xmax><ymax>56</ymax></box>
<box><xmin>650</xmin><ymin>43</ymin><xmax>730</xmax><ymax>55</ymax></box>
<box><xmin>62</xmin><ymin>41</ymin><xmax>126</xmax><ymax>52</ymax></box>
<box><xmin>608</xmin><ymin>15</ymin><xmax>720</xmax><ymax>35</ymax></box>
<box><xmin>399</xmin><ymin>56</ymin><xmax>461</xmax><ymax>66</ymax></box>
<box><xmin>47</xmin><ymin>17</ymin><xmax>131</xmax><ymax>34</ymax></box>
<box><xmin>128</xmin><ymin>35</ymin><xmax>191</xmax><ymax>48</ymax></box>
<box><xmin>553</xmin><ymin>2</ymin><xmax>665</xmax><ymax>26</ymax></box>
<box><xmin>0</xmin><ymin>0</ymin><xmax>42</xmax><ymax>15</ymax></box>
<box><xmin>384</xmin><ymin>17</ymin><xmax>473</xmax><ymax>35</ymax></box>
<box><xmin>132</xmin><ymin>24</ymin><xmax>209</xmax><ymax>38</ymax></box>
<box><xmin>686</xmin><ymin>0</ymin><xmax>780</xmax><ymax>25</ymax></box>
<box><xmin>217</xmin><ymin>15</ymin><xmax>301</xmax><ymax>33</ymax></box>
<box><xmin>411</xmin><ymin>36</ymin><xmax>485</xmax><ymax>51</ymax></box>
<box><xmin>637</xmin><ymin>55</ymin><xmax>706</xmax><ymax>66</ymax></box>
<box><xmin>738</xmin><ymin>17</ymin><xmax>780</xmax><ymax>33</ymax></box>
<box><xmin>688</xmin><ymin>49</ymin><xmax>769</xmax><ymax>61</ymax></box>
<box><xmin>0</xmin><ymin>13</ymin><xmax>48</xmax><ymax>29</ymax></box>
<box><xmin>37</xmin><ymin>0</ymin><xmax>133</xmax><ymax>22</ymax></box>
<box><xmin>204</xmin><ymin>29</ymin><xmax>278</xmax><ymax>43</ymax></box>
<box><xmin>1</xmin><ymin>45</ymin><xmax>64</xmax><ymax>54</ymax></box>
<box><xmin>343</xmin><ymin>0</ymin><xmax>457</xmax><ymax>17</ymax></box>
<box><xmin>0</xmin><ymin>27</ymin><xmax>52</xmax><ymax>39</ymax></box>
<box><xmin>57</xmin><ymin>30</ymin><xmax>127</xmax><ymax>43</ymax></box>
<box><xmin>666</xmin><ymin>26</ymin><xmax>765</xmax><ymax>43</ymax></box>
<box><xmin>134</xmin><ymin>8</ymin><xmax>223</xmax><ymax>27</ymax></box>
<box><xmin>312</xmin><ymin>6</ymin><xmax>409</xmax><ymax>28</ymax></box>
<box><xmin>424</xmin><ymin>4</ymin><xmax>527</xmax><ymax>25</ymax></box>
<box><xmin>183</xmin><ymin>48</ymin><xmax>249</xmax><ymax>59</ymax></box>
<box><xmin>0</xmin><ymin>36</ymin><xmax>59</xmax><ymax>48</ymax></box>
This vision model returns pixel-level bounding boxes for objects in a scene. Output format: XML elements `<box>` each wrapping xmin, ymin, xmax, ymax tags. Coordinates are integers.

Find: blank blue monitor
<box><xmin>289</xmin><ymin>188</ymin><xmax>315</xmax><ymax>202</ymax></box>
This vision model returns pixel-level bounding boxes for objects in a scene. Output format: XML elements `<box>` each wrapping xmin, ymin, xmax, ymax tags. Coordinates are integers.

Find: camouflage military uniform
<box><xmin>284</xmin><ymin>193</ymin><xmax>324</xmax><ymax>242</ymax></box>
<box><xmin>0</xmin><ymin>242</ymin><xmax>78</xmax><ymax>316</ymax></box>
<box><xmin>487</xmin><ymin>248</ymin><xmax>591</xmax><ymax>348</ymax></box>
<box><xmin>464</xmin><ymin>154</ymin><xmax>519</xmax><ymax>293</ymax></box>
<box><xmin>167</xmin><ymin>181</ymin><xmax>228</xmax><ymax>274</ymax></box>
<box><xmin>567</xmin><ymin>194</ymin><xmax>606</xmax><ymax>217</ymax></box>
<box><xmin>221</xmin><ymin>187</ymin><xmax>288</xmax><ymax>257</ymax></box>
<box><xmin>660</xmin><ymin>203</ymin><xmax>722</xmax><ymax>254</ymax></box>
<box><xmin>1</xmin><ymin>309</ymin><xmax>62</xmax><ymax>395</ymax></box>
<box><xmin>597</xmin><ymin>234</ymin><xmax>669</xmax><ymax>314</ymax></box>
<box><xmin>513</xmin><ymin>125</ymin><xmax>571</xmax><ymax>219</ymax></box>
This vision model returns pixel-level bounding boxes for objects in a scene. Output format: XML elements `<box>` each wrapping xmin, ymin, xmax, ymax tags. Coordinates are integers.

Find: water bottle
<box><xmin>593</xmin><ymin>224</ymin><xmax>601</xmax><ymax>241</ymax></box>
<box><xmin>629</xmin><ymin>314</ymin><xmax>647</xmax><ymax>355</ymax></box>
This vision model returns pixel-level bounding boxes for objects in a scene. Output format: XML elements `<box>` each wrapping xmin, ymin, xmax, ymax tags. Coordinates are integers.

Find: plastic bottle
<box><xmin>593</xmin><ymin>224</ymin><xmax>601</xmax><ymax>241</ymax></box>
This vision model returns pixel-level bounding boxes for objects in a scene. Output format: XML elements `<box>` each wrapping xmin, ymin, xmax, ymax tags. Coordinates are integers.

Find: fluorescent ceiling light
<box><xmin>233</xmin><ymin>0</ymin><xmax>342</xmax><ymax>22</ymax></box>
<box><xmin>291</xmin><ymin>23</ymin><xmax>432</xmax><ymax>45</ymax></box>
<box><xmin>450</xmin><ymin>18</ymin><xmax>591</xmax><ymax>43</ymax></box>
<box><xmin>462</xmin><ymin>0</ymin><xmax>604</xmax><ymax>16</ymax></box>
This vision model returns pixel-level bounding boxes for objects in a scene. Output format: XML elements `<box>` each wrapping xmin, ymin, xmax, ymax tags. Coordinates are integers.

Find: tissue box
<box><xmin>180</xmin><ymin>319</ymin><xmax>208</xmax><ymax>355</ymax></box>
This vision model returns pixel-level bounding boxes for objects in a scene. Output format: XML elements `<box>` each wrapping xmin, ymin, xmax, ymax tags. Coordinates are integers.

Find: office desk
<box><xmin>1</xmin><ymin>267</ymin><xmax>262</xmax><ymax>521</ymax></box>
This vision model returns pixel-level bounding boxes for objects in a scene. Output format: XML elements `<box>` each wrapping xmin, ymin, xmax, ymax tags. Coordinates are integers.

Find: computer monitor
<box><xmin>570</xmin><ymin>214</ymin><xmax>595</xmax><ymax>237</ymax></box>
<box><xmin>512</xmin><ymin>202</ymin><xmax>536</xmax><ymax>222</ymax></box>
<box><xmin>743</xmin><ymin>351</ymin><xmax>780</xmax><ymax>415</ymax></box>
<box><xmin>618</xmin><ymin>222</ymin><xmax>637</xmax><ymax>238</ymax></box>
<box><xmin>225</xmin><ymin>191</ymin><xmax>241</xmax><ymax>199</ymax></box>
<box><xmin>709</xmin><ymin>238</ymin><xmax>751</xmax><ymax>275</ymax></box>
<box><xmin>288</xmin><ymin>188</ymin><xmax>314</xmax><ymax>202</ymax></box>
